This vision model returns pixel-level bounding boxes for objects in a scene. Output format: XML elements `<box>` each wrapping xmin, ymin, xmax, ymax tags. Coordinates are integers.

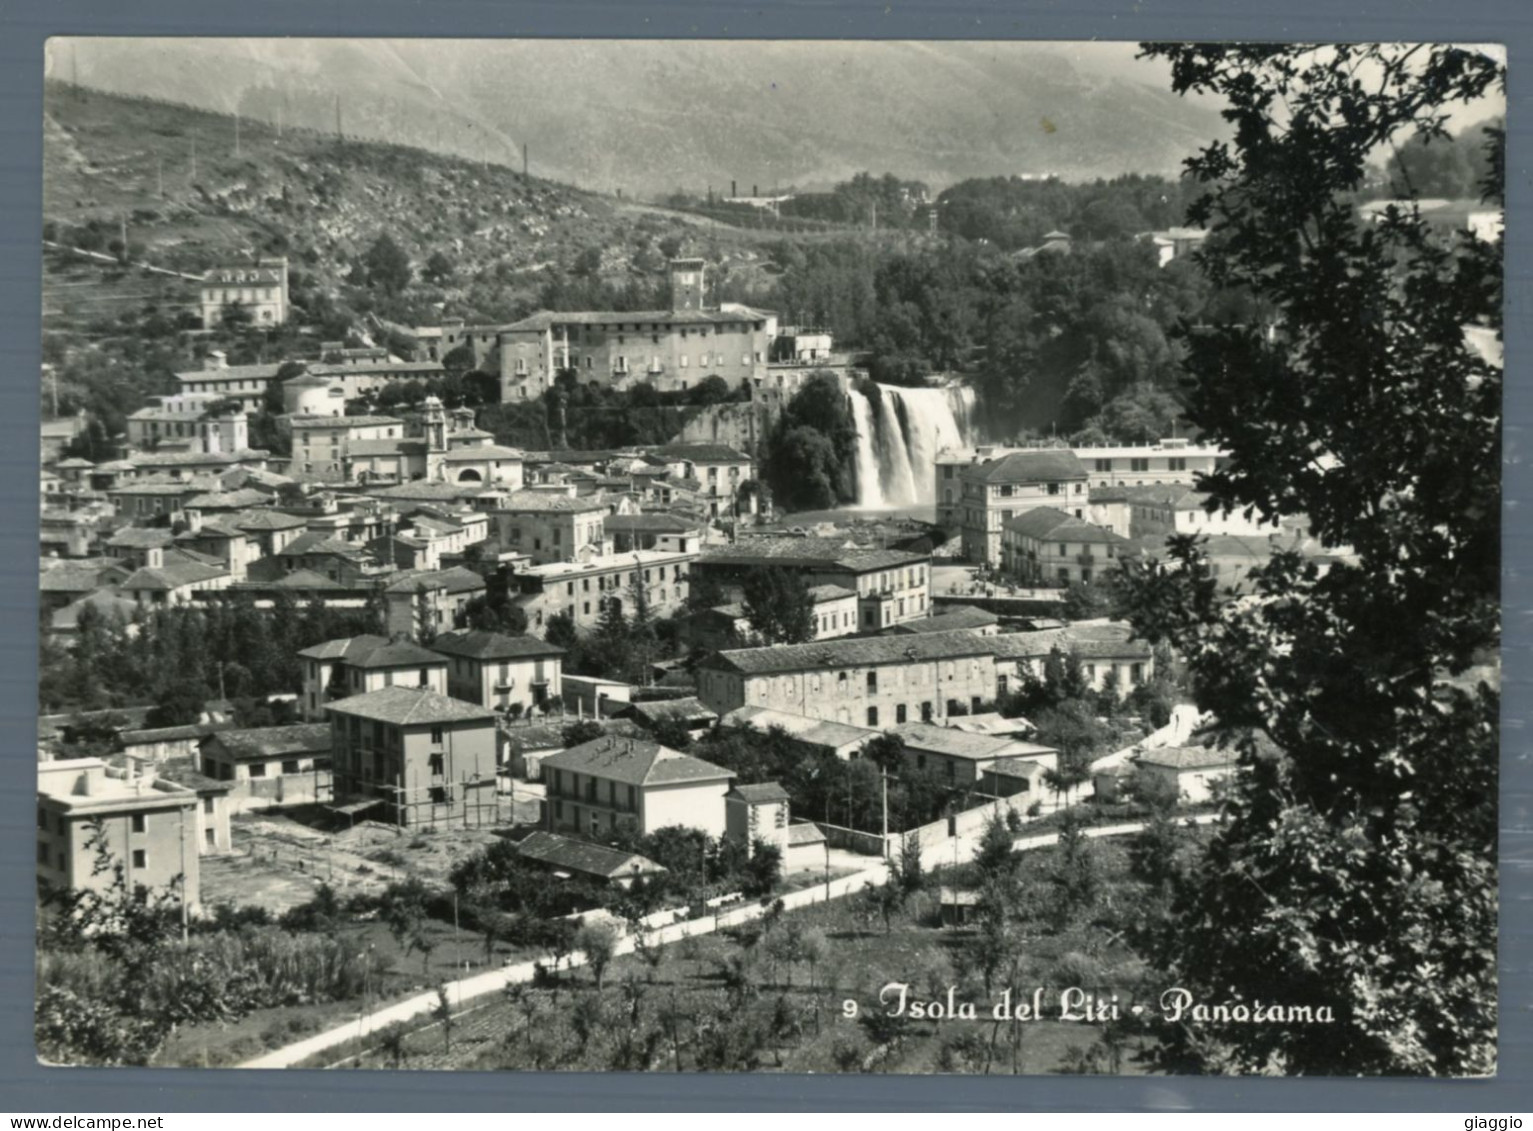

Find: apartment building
<box><xmin>696</xmin><ymin>629</ymin><xmax>1000</xmax><ymax>730</ymax></box>
<box><xmin>326</xmin><ymin>686</ymin><xmax>499</xmax><ymax>828</ymax></box>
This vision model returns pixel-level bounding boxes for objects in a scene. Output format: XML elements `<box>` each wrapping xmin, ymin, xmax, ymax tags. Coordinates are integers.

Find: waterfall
<box><xmin>848</xmin><ymin>389</ymin><xmax>887</xmax><ymax>509</ymax></box>
<box><xmin>849</xmin><ymin>382</ymin><xmax>977</xmax><ymax>507</ymax></box>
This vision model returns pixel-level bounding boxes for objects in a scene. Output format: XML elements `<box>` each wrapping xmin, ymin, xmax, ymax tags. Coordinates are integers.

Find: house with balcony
<box><xmin>1000</xmin><ymin>506</ymin><xmax>1130</xmax><ymax>587</ymax></box>
<box><xmin>540</xmin><ymin>736</ymin><xmax>736</xmax><ymax>839</ymax></box>
<box><xmin>958</xmin><ymin>449</ymin><xmax>1089</xmax><ymax>568</ymax></box>
<box><xmin>296</xmin><ymin>634</ymin><xmax>449</xmax><ymax>720</ymax></box>
<box><xmin>326</xmin><ymin>686</ymin><xmax>499</xmax><ymax>828</ymax></box>
<box><xmin>429</xmin><ymin>629</ymin><xmax>565</xmax><ymax>714</ymax></box>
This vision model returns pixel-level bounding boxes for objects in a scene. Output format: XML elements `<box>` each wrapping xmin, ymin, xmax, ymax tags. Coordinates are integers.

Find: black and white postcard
<box><xmin>33</xmin><ymin>38</ymin><xmax>1504</xmax><ymax>1077</ymax></box>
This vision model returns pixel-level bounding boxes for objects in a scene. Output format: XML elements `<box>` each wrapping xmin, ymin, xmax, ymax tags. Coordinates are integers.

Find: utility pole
<box><xmin>881</xmin><ymin>765</ymin><xmax>889</xmax><ymax>859</ymax></box>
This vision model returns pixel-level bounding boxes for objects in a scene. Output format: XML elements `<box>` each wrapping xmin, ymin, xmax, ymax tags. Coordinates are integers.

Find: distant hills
<box><xmin>55</xmin><ymin>39</ymin><xmax>1228</xmax><ymax>199</ymax></box>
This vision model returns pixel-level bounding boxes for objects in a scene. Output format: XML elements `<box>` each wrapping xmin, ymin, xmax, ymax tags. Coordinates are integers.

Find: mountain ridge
<box><xmin>54</xmin><ymin>39</ymin><xmax>1228</xmax><ymax>197</ymax></box>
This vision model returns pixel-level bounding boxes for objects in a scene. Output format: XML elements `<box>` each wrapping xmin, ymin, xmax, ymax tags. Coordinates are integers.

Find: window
<box><xmin>680</xmin><ymin>355</ymin><xmax>689</xmax><ymax>368</ymax></box>
<box><xmin>36</xmin><ymin>808</ymin><xmax>46</xmax><ymax>831</ymax></box>
<box><xmin>1047</xmin><ymin>482</ymin><xmax>1061</xmax><ymax>495</ymax></box>
<box><xmin>1059</xmin><ymin>543</ymin><xmax>1068</xmax><ymax>557</ymax></box>
<box><xmin>866</xmin><ymin>670</ymin><xmax>878</xmax><ymax>693</ymax></box>
<box><xmin>281</xmin><ymin>759</ymin><xmax>300</xmax><ymax>775</ymax></box>
<box><xmin>867</xmin><ymin>706</ymin><xmax>879</xmax><ymax>727</ymax></box>
<box><xmin>1094</xmin><ymin>458</ymin><xmax>1113</xmax><ymax>472</ymax></box>
<box><xmin>431</xmin><ymin>725</ymin><xmax>444</xmax><ymax>744</ymax></box>
<box><xmin>132</xmin><ymin>849</ymin><xmax>147</xmax><ymax>869</ymax></box>
<box><xmin>429</xmin><ymin>752</ymin><xmax>445</xmax><ymax>776</ymax></box>
<box><xmin>1131</xmin><ymin>458</ymin><xmax>1150</xmax><ymax>473</ymax></box>
<box><xmin>896</xmin><ymin>704</ymin><xmax>907</xmax><ymax>724</ymax></box>
<box><xmin>203</xmin><ymin>797</ymin><xmax>215</xmax><ymax>815</ymax></box>
<box><xmin>37</xmin><ymin>842</ymin><xmax>48</xmax><ymax>866</ymax></box>
<box><xmin>206</xmin><ymin>828</ymin><xmax>216</xmax><ymax>848</ymax></box>
<box><xmin>1169</xmin><ymin>457</ymin><xmax>1187</xmax><ymax>472</ymax></box>
<box><xmin>131</xmin><ymin>813</ymin><xmax>146</xmax><ymax>834</ymax></box>
<box><xmin>1131</xmin><ymin>662</ymin><xmax>1144</xmax><ymax>685</ymax></box>
<box><xmin>947</xmin><ymin>698</ymin><xmax>959</xmax><ymax>715</ymax></box>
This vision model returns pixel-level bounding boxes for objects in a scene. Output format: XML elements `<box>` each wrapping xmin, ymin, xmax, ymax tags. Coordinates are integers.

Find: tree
<box><xmin>740</xmin><ymin>567</ymin><xmax>816</xmax><ymax>645</ymax></box>
<box><xmin>972</xmin><ymin>811</ymin><xmax>1018</xmax><ymax>882</ymax></box>
<box><xmin>423</xmin><ymin>250</ymin><xmax>456</xmax><ymax>287</ymax></box>
<box><xmin>1120</xmin><ymin>43</ymin><xmax>1503</xmax><ymax>1076</ymax></box>
<box><xmin>545</xmin><ymin>610</ymin><xmax>579</xmax><ymax>652</ymax></box>
<box><xmin>561</xmin><ymin>719</ymin><xmax>604</xmax><ymax>749</ymax></box>
<box><xmin>361</xmin><ymin>233</ymin><xmax>412</xmax><ymax>296</ymax></box>
<box><xmin>895</xmin><ymin>830</ymin><xmax>925</xmax><ymax>895</ymax></box>
<box><xmin>743</xmin><ymin>838</ymin><xmax>783</xmax><ymax>898</ymax></box>
<box><xmin>574</xmin><ymin>921</ymin><xmax>619</xmax><ymax>992</ymax></box>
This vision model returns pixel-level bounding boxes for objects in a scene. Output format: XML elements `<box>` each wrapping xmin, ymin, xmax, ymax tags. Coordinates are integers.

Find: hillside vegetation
<box><xmin>42</xmin><ymin>81</ymin><xmax>798</xmax><ymax>333</ymax></box>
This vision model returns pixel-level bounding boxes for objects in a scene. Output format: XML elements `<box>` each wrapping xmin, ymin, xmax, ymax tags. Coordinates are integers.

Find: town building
<box><xmin>989</xmin><ymin>623</ymin><xmax>1155</xmax><ymax>697</ymax></box>
<box><xmin>429</xmin><ymin>629</ymin><xmax>565</xmax><ymax>714</ymax></box>
<box><xmin>37</xmin><ymin>758</ymin><xmax>202</xmax><ymax>910</ymax></box>
<box><xmin>199</xmin><ymin>723</ymin><xmax>334</xmax><ymax>812</ymax></box>
<box><xmin>725</xmin><ymin>781</ymin><xmax>791</xmax><ymax>857</ymax></box>
<box><xmin>1000</xmin><ymin>506</ymin><xmax>1131</xmax><ymax>586</ymax></box>
<box><xmin>490</xmin><ymin>491</ymin><xmax>609</xmax><ymax>564</ymax></box>
<box><xmin>1135</xmin><ymin>744</ymin><xmax>1239</xmax><ymax>805</ymax></box>
<box><xmin>884</xmin><ymin>605</ymin><xmax>1000</xmax><ymax>637</ymax></box>
<box><xmin>445</xmin><ymin>260</ymin><xmax>772</xmax><ymax>403</ymax></box>
<box><xmin>289</xmin><ymin>415</ymin><xmax>407</xmax><ymax>479</ymax></box>
<box><xmin>540</xmin><ymin>736</ymin><xmax>736</xmax><ymax>839</ymax></box>
<box><xmin>174</xmin><ymin>352</ymin><xmax>291</xmax><ymax>411</ymax></box>
<box><xmin>604</xmin><ymin>512</ymin><xmax>704</xmax><ymax>555</ymax></box>
<box><xmin>645</xmin><ymin>443</ymin><xmax>754</xmax><ymax>519</ymax></box>
<box><xmin>381</xmin><ymin>567</ymin><xmax>489</xmax><ymax>639</ymax></box>
<box><xmin>956</xmin><ymin>449</ymin><xmax>1090</xmax><ymax>567</ymax></box>
<box><xmin>326</xmin><ymin>686</ymin><xmax>499</xmax><ymax>828</ymax></box>
<box><xmin>891</xmin><ymin>721</ymin><xmax>1057</xmax><ymax>788</ymax></box>
<box><xmin>693</xmin><ymin>538</ymin><xmax>932</xmax><ymax>631</ymax></box>
<box><xmin>200</xmin><ymin>257</ymin><xmax>289</xmax><ymax>327</ymax></box>
<box><xmin>511</xmin><ymin>549</ymin><xmax>694</xmax><ymax>634</ymax></box>
<box><xmin>297</xmin><ymin>635</ymin><xmax>450</xmax><ymax>720</ymax></box>
<box><xmin>696</xmin><ymin>629</ymin><xmax>1000</xmax><ymax>729</ymax></box>
<box><xmin>117</xmin><ymin>545</ymin><xmax>232</xmax><ymax>606</ymax></box>
<box><xmin>1073</xmin><ymin>438</ymin><xmax>1223</xmax><ymax>490</ymax></box>
<box><xmin>677</xmin><ymin>583</ymin><xmax>860</xmax><ymax>652</ymax></box>
<box><xmin>1112</xmin><ymin>484</ymin><xmax>1280</xmax><ymax>541</ymax></box>
<box><xmin>512</xmin><ymin>830</ymin><xmax>666</xmax><ymax>887</ymax></box>
<box><xmin>717</xmin><ymin>706</ymin><xmax>877</xmax><ymax>760</ymax></box>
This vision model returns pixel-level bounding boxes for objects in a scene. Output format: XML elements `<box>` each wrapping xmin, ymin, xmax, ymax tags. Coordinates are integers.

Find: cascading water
<box><xmin>847</xmin><ymin>388</ymin><xmax>887</xmax><ymax>509</ymax></box>
<box><xmin>849</xmin><ymin>382</ymin><xmax>978</xmax><ymax>507</ymax></box>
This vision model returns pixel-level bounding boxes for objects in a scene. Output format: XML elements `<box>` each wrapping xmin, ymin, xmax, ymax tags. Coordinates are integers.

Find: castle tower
<box><xmin>669</xmin><ymin>258</ymin><xmax>707</xmax><ymax>311</ymax></box>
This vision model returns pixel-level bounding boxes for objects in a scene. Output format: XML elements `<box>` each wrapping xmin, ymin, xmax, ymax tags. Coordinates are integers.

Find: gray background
<box><xmin>0</xmin><ymin>0</ymin><xmax>1527</xmax><ymax>1112</ymax></box>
